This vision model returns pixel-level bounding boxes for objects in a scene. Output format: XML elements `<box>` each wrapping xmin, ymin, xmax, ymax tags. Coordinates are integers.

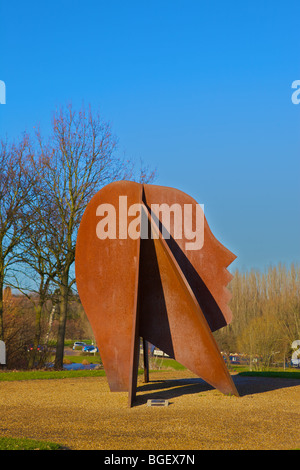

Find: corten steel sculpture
<box><xmin>75</xmin><ymin>181</ymin><xmax>239</xmax><ymax>406</ymax></box>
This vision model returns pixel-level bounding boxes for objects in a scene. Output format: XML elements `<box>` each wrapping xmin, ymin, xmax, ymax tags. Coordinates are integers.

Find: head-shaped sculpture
<box><xmin>75</xmin><ymin>181</ymin><xmax>238</xmax><ymax>405</ymax></box>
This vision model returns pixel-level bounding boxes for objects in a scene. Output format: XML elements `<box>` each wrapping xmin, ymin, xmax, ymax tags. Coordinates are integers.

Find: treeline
<box><xmin>214</xmin><ymin>264</ymin><xmax>300</xmax><ymax>368</ymax></box>
<box><xmin>1</xmin><ymin>104</ymin><xmax>298</xmax><ymax>372</ymax></box>
<box><xmin>2</xmin><ymin>287</ymin><xmax>93</xmax><ymax>369</ymax></box>
<box><xmin>0</xmin><ymin>103</ymin><xmax>155</xmax><ymax>369</ymax></box>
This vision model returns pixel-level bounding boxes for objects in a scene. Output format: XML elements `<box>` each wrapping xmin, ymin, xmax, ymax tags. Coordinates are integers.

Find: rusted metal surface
<box><xmin>75</xmin><ymin>181</ymin><xmax>239</xmax><ymax>406</ymax></box>
<box><xmin>140</xmin><ymin>203</ymin><xmax>238</xmax><ymax>397</ymax></box>
<box><xmin>75</xmin><ymin>181</ymin><xmax>142</xmax><ymax>393</ymax></box>
<box><xmin>143</xmin><ymin>184</ymin><xmax>236</xmax><ymax>331</ymax></box>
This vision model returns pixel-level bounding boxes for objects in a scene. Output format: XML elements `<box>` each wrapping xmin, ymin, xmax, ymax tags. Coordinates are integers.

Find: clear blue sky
<box><xmin>1</xmin><ymin>0</ymin><xmax>299</xmax><ymax>272</ymax></box>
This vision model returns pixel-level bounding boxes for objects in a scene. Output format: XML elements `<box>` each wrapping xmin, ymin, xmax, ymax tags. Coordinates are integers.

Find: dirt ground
<box><xmin>0</xmin><ymin>370</ymin><xmax>299</xmax><ymax>450</ymax></box>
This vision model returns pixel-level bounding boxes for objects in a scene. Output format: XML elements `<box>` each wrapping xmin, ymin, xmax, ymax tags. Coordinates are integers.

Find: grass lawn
<box><xmin>63</xmin><ymin>354</ymin><xmax>186</xmax><ymax>368</ymax></box>
<box><xmin>153</xmin><ymin>358</ymin><xmax>186</xmax><ymax>370</ymax></box>
<box><xmin>0</xmin><ymin>369</ymin><xmax>106</xmax><ymax>381</ymax></box>
<box><xmin>63</xmin><ymin>354</ymin><xmax>101</xmax><ymax>364</ymax></box>
<box><xmin>0</xmin><ymin>436</ymin><xmax>65</xmax><ymax>450</ymax></box>
<box><xmin>238</xmin><ymin>370</ymin><xmax>300</xmax><ymax>379</ymax></box>
<box><xmin>0</xmin><ymin>358</ymin><xmax>299</xmax><ymax>381</ymax></box>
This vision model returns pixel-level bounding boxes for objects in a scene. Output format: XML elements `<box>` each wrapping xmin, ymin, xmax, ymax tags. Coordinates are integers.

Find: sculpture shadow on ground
<box><xmin>132</xmin><ymin>374</ymin><xmax>300</xmax><ymax>406</ymax></box>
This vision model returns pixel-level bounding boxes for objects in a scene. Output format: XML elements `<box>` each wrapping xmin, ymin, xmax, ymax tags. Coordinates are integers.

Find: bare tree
<box><xmin>0</xmin><ymin>134</ymin><xmax>35</xmax><ymax>340</ymax></box>
<box><xmin>9</xmin><ymin>188</ymin><xmax>59</xmax><ymax>368</ymax></box>
<box><xmin>215</xmin><ymin>264</ymin><xmax>300</xmax><ymax>368</ymax></box>
<box><xmin>32</xmin><ymin>103</ymin><xmax>156</xmax><ymax>369</ymax></box>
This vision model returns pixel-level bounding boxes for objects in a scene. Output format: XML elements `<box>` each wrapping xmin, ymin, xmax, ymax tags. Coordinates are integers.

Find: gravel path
<box><xmin>0</xmin><ymin>370</ymin><xmax>299</xmax><ymax>450</ymax></box>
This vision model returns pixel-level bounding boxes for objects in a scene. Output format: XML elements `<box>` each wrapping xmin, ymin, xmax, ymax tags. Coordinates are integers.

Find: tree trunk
<box><xmin>0</xmin><ymin>272</ymin><xmax>4</xmax><ymax>342</ymax></box>
<box><xmin>28</xmin><ymin>303</ymin><xmax>42</xmax><ymax>369</ymax></box>
<box><xmin>54</xmin><ymin>286</ymin><xmax>68</xmax><ymax>370</ymax></box>
<box><xmin>45</xmin><ymin>304</ymin><xmax>55</xmax><ymax>346</ymax></box>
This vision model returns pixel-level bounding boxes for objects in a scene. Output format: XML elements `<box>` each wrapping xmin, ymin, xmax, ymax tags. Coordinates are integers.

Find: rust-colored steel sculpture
<box><xmin>75</xmin><ymin>181</ymin><xmax>239</xmax><ymax>406</ymax></box>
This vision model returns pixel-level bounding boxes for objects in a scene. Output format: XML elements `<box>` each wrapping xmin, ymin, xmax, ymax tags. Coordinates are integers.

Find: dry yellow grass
<box><xmin>0</xmin><ymin>370</ymin><xmax>299</xmax><ymax>450</ymax></box>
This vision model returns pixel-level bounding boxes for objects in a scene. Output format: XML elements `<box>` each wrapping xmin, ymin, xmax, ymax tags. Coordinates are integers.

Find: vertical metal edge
<box><xmin>127</xmin><ymin>185</ymin><xmax>143</xmax><ymax>407</ymax></box>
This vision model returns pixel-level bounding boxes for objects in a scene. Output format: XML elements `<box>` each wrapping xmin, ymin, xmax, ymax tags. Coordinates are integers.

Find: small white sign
<box><xmin>0</xmin><ymin>340</ymin><xmax>6</xmax><ymax>364</ymax></box>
